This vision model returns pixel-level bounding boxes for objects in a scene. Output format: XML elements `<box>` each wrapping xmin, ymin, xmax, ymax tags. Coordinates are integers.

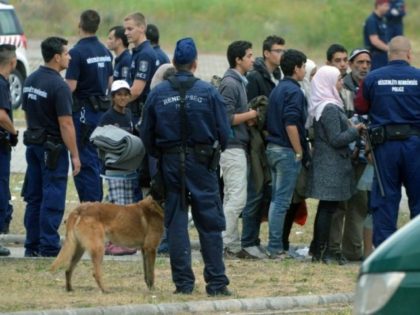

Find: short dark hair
<box><xmin>326</xmin><ymin>44</ymin><xmax>348</xmax><ymax>61</ymax></box>
<box><xmin>280</xmin><ymin>49</ymin><xmax>307</xmax><ymax>76</ymax></box>
<box><xmin>41</xmin><ymin>37</ymin><xmax>68</xmax><ymax>63</ymax></box>
<box><xmin>146</xmin><ymin>24</ymin><xmax>160</xmax><ymax>45</ymax></box>
<box><xmin>262</xmin><ymin>35</ymin><xmax>285</xmax><ymax>55</ymax></box>
<box><xmin>0</xmin><ymin>44</ymin><xmax>16</xmax><ymax>65</ymax></box>
<box><xmin>109</xmin><ymin>25</ymin><xmax>129</xmax><ymax>48</ymax></box>
<box><xmin>80</xmin><ymin>9</ymin><xmax>100</xmax><ymax>34</ymax></box>
<box><xmin>174</xmin><ymin>62</ymin><xmax>195</xmax><ymax>72</ymax></box>
<box><xmin>227</xmin><ymin>40</ymin><xmax>252</xmax><ymax>68</ymax></box>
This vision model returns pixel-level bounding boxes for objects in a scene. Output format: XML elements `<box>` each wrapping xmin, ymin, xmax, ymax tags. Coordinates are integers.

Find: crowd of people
<box><xmin>0</xmin><ymin>0</ymin><xmax>419</xmax><ymax>296</ymax></box>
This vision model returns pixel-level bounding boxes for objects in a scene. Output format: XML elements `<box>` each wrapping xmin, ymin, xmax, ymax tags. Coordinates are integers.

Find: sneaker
<box><xmin>267</xmin><ymin>251</ymin><xmax>288</xmax><ymax>260</ymax></box>
<box><xmin>207</xmin><ymin>286</ymin><xmax>232</xmax><ymax>297</ymax></box>
<box><xmin>238</xmin><ymin>246</ymin><xmax>267</xmax><ymax>259</ymax></box>
<box><xmin>223</xmin><ymin>248</ymin><xmax>239</xmax><ymax>259</ymax></box>
<box><xmin>173</xmin><ymin>288</ymin><xmax>193</xmax><ymax>295</ymax></box>
<box><xmin>105</xmin><ymin>243</ymin><xmax>137</xmax><ymax>256</ymax></box>
<box><xmin>0</xmin><ymin>245</ymin><xmax>10</xmax><ymax>256</ymax></box>
<box><xmin>334</xmin><ymin>252</ymin><xmax>348</xmax><ymax>265</ymax></box>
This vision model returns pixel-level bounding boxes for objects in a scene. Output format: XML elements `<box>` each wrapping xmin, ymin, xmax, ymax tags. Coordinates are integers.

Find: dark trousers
<box><xmin>312</xmin><ymin>200</ymin><xmax>339</xmax><ymax>258</ymax></box>
<box><xmin>0</xmin><ymin>147</ymin><xmax>11</xmax><ymax>231</ymax></box>
<box><xmin>162</xmin><ymin>153</ymin><xmax>229</xmax><ymax>294</ymax></box>
<box><xmin>23</xmin><ymin>144</ymin><xmax>69</xmax><ymax>256</ymax></box>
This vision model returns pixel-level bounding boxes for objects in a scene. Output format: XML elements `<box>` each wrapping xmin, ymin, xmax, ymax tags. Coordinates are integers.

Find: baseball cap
<box><xmin>173</xmin><ymin>37</ymin><xmax>197</xmax><ymax>65</ymax></box>
<box><xmin>349</xmin><ymin>48</ymin><xmax>371</xmax><ymax>61</ymax></box>
<box><xmin>111</xmin><ymin>80</ymin><xmax>131</xmax><ymax>93</ymax></box>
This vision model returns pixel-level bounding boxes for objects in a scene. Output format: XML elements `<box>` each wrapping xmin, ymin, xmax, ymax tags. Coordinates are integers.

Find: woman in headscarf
<box><xmin>306</xmin><ymin>65</ymin><xmax>365</xmax><ymax>264</ymax></box>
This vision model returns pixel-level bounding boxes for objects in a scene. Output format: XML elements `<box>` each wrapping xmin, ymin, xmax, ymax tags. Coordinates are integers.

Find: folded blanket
<box><xmin>90</xmin><ymin>125</ymin><xmax>145</xmax><ymax>171</ymax></box>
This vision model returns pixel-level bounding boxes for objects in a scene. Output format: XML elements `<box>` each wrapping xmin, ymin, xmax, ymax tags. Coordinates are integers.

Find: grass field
<box><xmin>10</xmin><ymin>0</ymin><xmax>420</xmax><ymax>64</ymax></box>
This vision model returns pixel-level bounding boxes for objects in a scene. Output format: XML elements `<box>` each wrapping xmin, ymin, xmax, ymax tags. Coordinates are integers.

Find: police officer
<box><xmin>355</xmin><ymin>36</ymin><xmax>420</xmax><ymax>247</ymax></box>
<box><xmin>0</xmin><ymin>44</ymin><xmax>18</xmax><ymax>256</ymax></box>
<box><xmin>106</xmin><ymin>25</ymin><xmax>131</xmax><ymax>81</ymax></box>
<box><xmin>22</xmin><ymin>37</ymin><xmax>80</xmax><ymax>257</ymax></box>
<box><xmin>146</xmin><ymin>24</ymin><xmax>170</xmax><ymax>68</ymax></box>
<box><xmin>123</xmin><ymin>12</ymin><xmax>158</xmax><ymax>124</ymax></box>
<box><xmin>65</xmin><ymin>9</ymin><xmax>113</xmax><ymax>202</ymax></box>
<box><xmin>140</xmin><ymin>38</ymin><xmax>231</xmax><ymax>296</ymax></box>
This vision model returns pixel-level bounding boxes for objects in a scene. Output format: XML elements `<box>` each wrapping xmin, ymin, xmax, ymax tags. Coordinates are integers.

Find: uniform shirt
<box><xmin>65</xmin><ymin>36</ymin><xmax>113</xmax><ymax>100</ymax></box>
<box><xmin>266</xmin><ymin>77</ymin><xmax>308</xmax><ymax>149</ymax></box>
<box><xmin>355</xmin><ymin>60</ymin><xmax>420</xmax><ymax>128</ymax></box>
<box><xmin>23</xmin><ymin>66</ymin><xmax>72</xmax><ymax>136</ymax></box>
<box><xmin>129</xmin><ymin>40</ymin><xmax>158</xmax><ymax>104</ymax></box>
<box><xmin>113</xmin><ymin>49</ymin><xmax>131</xmax><ymax>81</ymax></box>
<box><xmin>364</xmin><ymin>12</ymin><xmax>388</xmax><ymax>51</ymax></box>
<box><xmin>153</xmin><ymin>45</ymin><xmax>170</xmax><ymax>68</ymax></box>
<box><xmin>0</xmin><ymin>74</ymin><xmax>12</xmax><ymax>134</ymax></box>
<box><xmin>140</xmin><ymin>71</ymin><xmax>230</xmax><ymax>156</ymax></box>
<box><xmin>99</xmin><ymin>106</ymin><xmax>133</xmax><ymax>134</ymax></box>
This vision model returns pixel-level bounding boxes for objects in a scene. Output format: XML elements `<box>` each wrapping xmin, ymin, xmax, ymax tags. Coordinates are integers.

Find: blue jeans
<box><xmin>266</xmin><ymin>144</ymin><xmax>301</xmax><ymax>254</ymax></box>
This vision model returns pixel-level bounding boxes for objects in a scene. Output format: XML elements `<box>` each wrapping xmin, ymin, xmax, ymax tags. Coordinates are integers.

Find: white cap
<box><xmin>111</xmin><ymin>80</ymin><xmax>131</xmax><ymax>93</ymax></box>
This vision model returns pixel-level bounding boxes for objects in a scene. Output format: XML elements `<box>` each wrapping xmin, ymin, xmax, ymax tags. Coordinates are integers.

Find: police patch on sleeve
<box><xmin>139</xmin><ymin>61</ymin><xmax>149</xmax><ymax>72</ymax></box>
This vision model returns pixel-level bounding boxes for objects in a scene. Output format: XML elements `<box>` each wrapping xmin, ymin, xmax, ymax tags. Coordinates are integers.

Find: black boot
<box><xmin>282</xmin><ymin>202</ymin><xmax>299</xmax><ymax>251</ymax></box>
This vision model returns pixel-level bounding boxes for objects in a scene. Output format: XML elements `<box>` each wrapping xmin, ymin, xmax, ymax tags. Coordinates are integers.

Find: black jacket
<box><xmin>246</xmin><ymin>57</ymin><xmax>281</xmax><ymax>101</ymax></box>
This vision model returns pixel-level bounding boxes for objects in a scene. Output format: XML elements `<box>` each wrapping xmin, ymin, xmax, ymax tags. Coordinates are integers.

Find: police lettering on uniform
<box><xmin>65</xmin><ymin>9</ymin><xmax>113</xmax><ymax>202</ymax></box>
<box><xmin>0</xmin><ymin>44</ymin><xmax>18</xmax><ymax>256</ymax></box>
<box><xmin>355</xmin><ymin>36</ymin><xmax>420</xmax><ymax>247</ymax></box>
<box><xmin>140</xmin><ymin>38</ymin><xmax>232</xmax><ymax>296</ymax></box>
<box><xmin>124</xmin><ymin>12</ymin><xmax>158</xmax><ymax>124</ymax></box>
<box><xmin>22</xmin><ymin>37</ymin><xmax>80</xmax><ymax>257</ymax></box>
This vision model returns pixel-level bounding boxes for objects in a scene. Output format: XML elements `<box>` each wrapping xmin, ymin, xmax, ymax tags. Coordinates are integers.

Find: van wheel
<box><xmin>9</xmin><ymin>69</ymin><xmax>24</xmax><ymax>110</ymax></box>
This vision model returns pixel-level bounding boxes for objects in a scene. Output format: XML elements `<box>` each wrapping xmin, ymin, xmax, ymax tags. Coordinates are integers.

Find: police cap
<box><xmin>173</xmin><ymin>37</ymin><xmax>197</xmax><ymax>65</ymax></box>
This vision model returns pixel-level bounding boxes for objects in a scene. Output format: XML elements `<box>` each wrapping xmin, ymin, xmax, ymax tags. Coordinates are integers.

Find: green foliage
<box><xmin>10</xmin><ymin>0</ymin><xmax>420</xmax><ymax>56</ymax></box>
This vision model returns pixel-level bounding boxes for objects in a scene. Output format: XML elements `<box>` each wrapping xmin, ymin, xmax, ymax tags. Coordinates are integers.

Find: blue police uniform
<box><xmin>387</xmin><ymin>0</ymin><xmax>405</xmax><ymax>39</ymax></box>
<box><xmin>153</xmin><ymin>45</ymin><xmax>170</xmax><ymax>68</ymax></box>
<box><xmin>65</xmin><ymin>36</ymin><xmax>113</xmax><ymax>202</ymax></box>
<box><xmin>113</xmin><ymin>49</ymin><xmax>131</xmax><ymax>81</ymax></box>
<box><xmin>128</xmin><ymin>40</ymin><xmax>158</xmax><ymax>124</ymax></box>
<box><xmin>0</xmin><ymin>74</ymin><xmax>13</xmax><ymax>233</ymax></box>
<box><xmin>22</xmin><ymin>66</ymin><xmax>73</xmax><ymax>257</ymax></box>
<box><xmin>364</xmin><ymin>12</ymin><xmax>389</xmax><ymax>70</ymax></box>
<box><xmin>140</xmin><ymin>70</ymin><xmax>231</xmax><ymax>295</ymax></box>
<box><xmin>356</xmin><ymin>60</ymin><xmax>420</xmax><ymax>247</ymax></box>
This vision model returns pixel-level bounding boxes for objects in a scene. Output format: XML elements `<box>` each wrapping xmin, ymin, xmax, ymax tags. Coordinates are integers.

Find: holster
<box><xmin>208</xmin><ymin>141</ymin><xmax>221</xmax><ymax>171</ymax></box>
<box><xmin>88</xmin><ymin>95</ymin><xmax>111</xmax><ymax>112</ymax></box>
<box><xmin>44</xmin><ymin>139</ymin><xmax>63</xmax><ymax>170</ymax></box>
<box><xmin>369</xmin><ymin>126</ymin><xmax>385</xmax><ymax>146</ymax></box>
<box><xmin>23</xmin><ymin>129</ymin><xmax>46</xmax><ymax>145</ymax></box>
<box><xmin>150</xmin><ymin>160</ymin><xmax>166</xmax><ymax>201</ymax></box>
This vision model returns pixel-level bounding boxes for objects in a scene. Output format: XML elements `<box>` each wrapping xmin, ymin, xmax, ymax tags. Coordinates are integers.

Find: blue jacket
<box><xmin>266</xmin><ymin>77</ymin><xmax>307</xmax><ymax>149</ymax></box>
<box><xmin>140</xmin><ymin>72</ymin><xmax>230</xmax><ymax>156</ymax></box>
<box><xmin>356</xmin><ymin>60</ymin><xmax>420</xmax><ymax>128</ymax></box>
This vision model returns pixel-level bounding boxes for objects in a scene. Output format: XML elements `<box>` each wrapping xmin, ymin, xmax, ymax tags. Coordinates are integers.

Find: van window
<box><xmin>0</xmin><ymin>9</ymin><xmax>23</xmax><ymax>35</ymax></box>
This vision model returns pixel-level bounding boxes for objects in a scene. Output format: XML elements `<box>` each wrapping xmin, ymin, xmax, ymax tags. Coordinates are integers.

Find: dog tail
<box><xmin>50</xmin><ymin>210</ymin><xmax>80</xmax><ymax>272</ymax></box>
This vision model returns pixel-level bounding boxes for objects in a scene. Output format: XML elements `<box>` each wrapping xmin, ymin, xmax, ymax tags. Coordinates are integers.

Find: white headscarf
<box><xmin>308</xmin><ymin>65</ymin><xmax>343</xmax><ymax>124</ymax></box>
<box><xmin>300</xmin><ymin>59</ymin><xmax>317</xmax><ymax>98</ymax></box>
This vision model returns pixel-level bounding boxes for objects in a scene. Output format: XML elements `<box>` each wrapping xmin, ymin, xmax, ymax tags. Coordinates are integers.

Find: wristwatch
<box><xmin>295</xmin><ymin>153</ymin><xmax>302</xmax><ymax>160</ymax></box>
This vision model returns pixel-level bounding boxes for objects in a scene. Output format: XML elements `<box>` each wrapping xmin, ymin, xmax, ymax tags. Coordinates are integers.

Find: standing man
<box><xmin>146</xmin><ymin>24</ymin><xmax>170</xmax><ymax>67</ymax></box>
<box><xmin>355</xmin><ymin>36</ymin><xmax>420</xmax><ymax>247</ymax></box>
<box><xmin>219</xmin><ymin>40</ymin><xmax>257</xmax><ymax>257</ymax></box>
<box><xmin>239</xmin><ymin>35</ymin><xmax>285</xmax><ymax>259</ymax></box>
<box><xmin>107</xmin><ymin>25</ymin><xmax>131</xmax><ymax>81</ymax></box>
<box><xmin>123</xmin><ymin>12</ymin><xmax>158</xmax><ymax>124</ymax></box>
<box><xmin>331</xmin><ymin>49</ymin><xmax>372</xmax><ymax>262</ymax></box>
<box><xmin>22</xmin><ymin>37</ymin><xmax>80</xmax><ymax>257</ymax></box>
<box><xmin>265</xmin><ymin>49</ymin><xmax>308</xmax><ymax>259</ymax></box>
<box><xmin>140</xmin><ymin>37</ymin><xmax>231</xmax><ymax>296</ymax></box>
<box><xmin>364</xmin><ymin>0</ymin><xmax>390</xmax><ymax>70</ymax></box>
<box><xmin>66</xmin><ymin>9</ymin><xmax>113</xmax><ymax>202</ymax></box>
<box><xmin>0</xmin><ymin>44</ymin><xmax>18</xmax><ymax>256</ymax></box>
<box><xmin>387</xmin><ymin>0</ymin><xmax>406</xmax><ymax>39</ymax></box>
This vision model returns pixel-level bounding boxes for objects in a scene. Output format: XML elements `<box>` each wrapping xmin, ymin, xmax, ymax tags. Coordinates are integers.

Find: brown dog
<box><xmin>50</xmin><ymin>196</ymin><xmax>164</xmax><ymax>293</ymax></box>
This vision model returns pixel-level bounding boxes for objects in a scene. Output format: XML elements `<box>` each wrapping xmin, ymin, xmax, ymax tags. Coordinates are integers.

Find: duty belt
<box><xmin>160</xmin><ymin>146</ymin><xmax>194</xmax><ymax>155</ymax></box>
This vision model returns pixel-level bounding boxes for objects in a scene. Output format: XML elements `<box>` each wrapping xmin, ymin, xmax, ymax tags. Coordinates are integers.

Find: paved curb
<box><xmin>6</xmin><ymin>293</ymin><xmax>354</xmax><ymax>315</ymax></box>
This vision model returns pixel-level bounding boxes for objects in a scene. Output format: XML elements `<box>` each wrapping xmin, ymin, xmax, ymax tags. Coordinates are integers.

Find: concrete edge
<box><xmin>6</xmin><ymin>293</ymin><xmax>354</xmax><ymax>315</ymax></box>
